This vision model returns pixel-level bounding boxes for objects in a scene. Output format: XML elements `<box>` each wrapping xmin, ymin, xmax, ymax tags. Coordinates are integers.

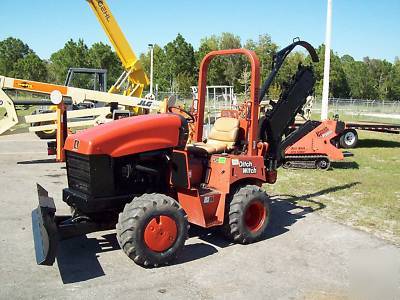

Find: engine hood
<box><xmin>64</xmin><ymin>114</ymin><xmax>187</xmax><ymax>157</ymax></box>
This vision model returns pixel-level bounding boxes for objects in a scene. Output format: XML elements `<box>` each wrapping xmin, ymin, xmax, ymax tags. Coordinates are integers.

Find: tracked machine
<box><xmin>32</xmin><ymin>41</ymin><xmax>319</xmax><ymax>268</ymax></box>
<box><xmin>280</xmin><ymin>119</ymin><xmax>350</xmax><ymax>170</ymax></box>
<box><xmin>258</xmin><ymin>40</ymin><xmax>353</xmax><ymax>170</ymax></box>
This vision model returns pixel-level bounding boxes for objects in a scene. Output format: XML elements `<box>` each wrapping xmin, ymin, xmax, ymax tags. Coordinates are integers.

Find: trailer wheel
<box><xmin>222</xmin><ymin>185</ymin><xmax>270</xmax><ymax>244</ymax></box>
<box><xmin>116</xmin><ymin>194</ymin><xmax>188</xmax><ymax>267</ymax></box>
<box><xmin>339</xmin><ymin>129</ymin><xmax>358</xmax><ymax>149</ymax></box>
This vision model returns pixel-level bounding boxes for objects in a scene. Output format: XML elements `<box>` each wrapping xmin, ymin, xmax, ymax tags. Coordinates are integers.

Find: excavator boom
<box><xmin>86</xmin><ymin>0</ymin><xmax>149</xmax><ymax>97</ymax></box>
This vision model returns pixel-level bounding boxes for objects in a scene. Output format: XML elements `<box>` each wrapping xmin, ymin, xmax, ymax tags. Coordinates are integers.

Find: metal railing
<box><xmin>313</xmin><ymin>98</ymin><xmax>400</xmax><ymax>115</ymax></box>
<box><xmin>150</xmin><ymin>90</ymin><xmax>400</xmax><ymax>121</ymax></box>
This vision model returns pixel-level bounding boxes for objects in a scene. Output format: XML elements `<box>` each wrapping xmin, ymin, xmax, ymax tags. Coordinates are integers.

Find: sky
<box><xmin>0</xmin><ymin>0</ymin><xmax>399</xmax><ymax>62</ymax></box>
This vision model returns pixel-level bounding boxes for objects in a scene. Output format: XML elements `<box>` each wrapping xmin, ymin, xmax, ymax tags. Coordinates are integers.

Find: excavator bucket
<box><xmin>31</xmin><ymin>184</ymin><xmax>58</xmax><ymax>266</ymax></box>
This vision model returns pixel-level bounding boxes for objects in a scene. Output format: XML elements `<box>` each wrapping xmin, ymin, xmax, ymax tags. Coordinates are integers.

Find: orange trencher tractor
<box><xmin>32</xmin><ymin>41</ymin><xmax>319</xmax><ymax>267</ymax></box>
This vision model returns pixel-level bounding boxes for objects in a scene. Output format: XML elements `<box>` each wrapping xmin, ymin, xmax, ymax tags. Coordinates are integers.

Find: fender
<box><xmin>64</xmin><ymin>114</ymin><xmax>188</xmax><ymax>157</ymax></box>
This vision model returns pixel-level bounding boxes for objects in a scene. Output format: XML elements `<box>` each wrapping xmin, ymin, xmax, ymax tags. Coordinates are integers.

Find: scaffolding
<box><xmin>191</xmin><ymin>85</ymin><xmax>237</xmax><ymax>138</ymax></box>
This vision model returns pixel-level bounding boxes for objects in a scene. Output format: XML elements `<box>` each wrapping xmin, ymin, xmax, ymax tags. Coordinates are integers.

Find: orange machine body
<box><xmin>285</xmin><ymin>120</ymin><xmax>344</xmax><ymax>161</ymax></box>
<box><xmin>64</xmin><ymin>114</ymin><xmax>186</xmax><ymax>157</ymax></box>
<box><xmin>62</xmin><ymin>49</ymin><xmax>272</xmax><ymax>230</ymax></box>
<box><xmin>172</xmin><ymin>151</ymin><xmax>267</xmax><ymax>228</ymax></box>
<box><xmin>31</xmin><ymin>42</ymin><xmax>323</xmax><ymax>268</ymax></box>
<box><xmin>169</xmin><ymin>49</ymin><xmax>271</xmax><ymax>228</ymax></box>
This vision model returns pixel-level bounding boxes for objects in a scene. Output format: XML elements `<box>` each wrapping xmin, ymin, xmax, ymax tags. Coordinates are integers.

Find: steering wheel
<box><xmin>168</xmin><ymin>106</ymin><xmax>195</xmax><ymax>123</ymax></box>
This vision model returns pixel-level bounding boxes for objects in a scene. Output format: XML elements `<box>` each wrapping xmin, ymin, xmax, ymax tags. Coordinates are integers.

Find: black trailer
<box><xmin>292</xmin><ymin>120</ymin><xmax>400</xmax><ymax>148</ymax></box>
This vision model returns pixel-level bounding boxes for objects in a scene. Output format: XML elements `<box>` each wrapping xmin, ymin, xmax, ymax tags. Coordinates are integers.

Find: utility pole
<box><xmin>321</xmin><ymin>0</ymin><xmax>332</xmax><ymax>120</ymax></box>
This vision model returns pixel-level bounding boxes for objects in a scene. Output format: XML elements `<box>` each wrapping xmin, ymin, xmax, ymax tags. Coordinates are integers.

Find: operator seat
<box><xmin>186</xmin><ymin>117</ymin><xmax>240</xmax><ymax>155</ymax></box>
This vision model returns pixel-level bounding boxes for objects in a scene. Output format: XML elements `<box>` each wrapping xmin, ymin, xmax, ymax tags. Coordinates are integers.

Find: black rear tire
<box><xmin>222</xmin><ymin>185</ymin><xmax>271</xmax><ymax>244</ymax></box>
<box><xmin>339</xmin><ymin>129</ymin><xmax>358</xmax><ymax>149</ymax></box>
<box><xmin>116</xmin><ymin>193</ymin><xmax>188</xmax><ymax>267</ymax></box>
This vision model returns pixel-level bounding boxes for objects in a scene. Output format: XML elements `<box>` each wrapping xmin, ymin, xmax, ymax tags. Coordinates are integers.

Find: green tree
<box><xmin>12</xmin><ymin>53</ymin><xmax>47</xmax><ymax>81</ymax></box>
<box><xmin>341</xmin><ymin>55</ymin><xmax>394</xmax><ymax>99</ymax></box>
<box><xmin>363</xmin><ymin>57</ymin><xmax>392</xmax><ymax>99</ymax></box>
<box><xmin>175</xmin><ymin>72</ymin><xmax>194</xmax><ymax>97</ymax></box>
<box><xmin>387</xmin><ymin>58</ymin><xmax>400</xmax><ymax>100</ymax></box>
<box><xmin>195</xmin><ymin>33</ymin><xmax>244</xmax><ymax>89</ymax></box>
<box><xmin>196</xmin><ymin>35</ymin><xmax>224</xmax><ymax>85</ymax></box>
<box><xmin>341</xmin><ymin>55</ymin><xmax>372</xmax><ymax>98</ymax></box>
<box><xmin>0</xmin><ymin>37</ymin><xmax>32</xmax><ymax>76</ymax></box>
<box><xmin>48</xmin><ymin>39</ymin><xmax>90</xmax><ymax>84</ymax></box>
<box><xmin>88</xmin><ymin>42</ymin><xmax>123</xmax><ymax>87</ymax></box>
<box><xmin>245</xmin><ymin>34</ymin><xmax>278</xmax><ymax>83</ymax></box>
<box><xmin>219</xmin><ymin>33</ymin><xmax>244</xmax><ymax>88</ymax></box>
<box><xmin>140</xmin><ymin>44</ymin><xmax>170</xmax><ymax>92</ymax></box>
<box><xmin>0</xmin><ymin>37</ymin><xmax>47</xmax><ymax>81</ymax></box>
<box><xmin>314</xmin><ymin>45</ymin><xmax>350</xmax><ymax>98</ymax></box>
<box><xmin>164</xmin><ymin>34</ymin><xmax>196</xmax><ymax>92</ymax></box>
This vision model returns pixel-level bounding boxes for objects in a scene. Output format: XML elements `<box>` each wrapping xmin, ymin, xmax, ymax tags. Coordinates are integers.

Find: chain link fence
<box><xmin>311</xmin><ymin>98</ymin><xmax>400</xmax><ymax>122</ymax></box>
<box><xmin>150</xmin><ymin>90</ymin><xmax>400</xmax><ymax>124</ymax></box>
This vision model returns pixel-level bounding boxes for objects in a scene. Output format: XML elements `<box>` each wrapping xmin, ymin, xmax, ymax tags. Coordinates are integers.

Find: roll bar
<box><xmin>194</xmin><ymin>49</ymin><xmax>261</xmax><ymax>156</ymax></box>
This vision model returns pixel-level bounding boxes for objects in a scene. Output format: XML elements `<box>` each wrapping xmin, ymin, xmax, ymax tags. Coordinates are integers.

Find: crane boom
<box><xmin>86</xmin><ymin>0</ymin><xmax>149</xmax><ymax>97</ymax></box>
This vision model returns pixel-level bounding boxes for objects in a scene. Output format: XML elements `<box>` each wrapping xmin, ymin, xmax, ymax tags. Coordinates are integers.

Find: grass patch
<box><xmin>266</xmin><ymin>130</ymin><xmax>400</xmax><ymax>244</ymax></box>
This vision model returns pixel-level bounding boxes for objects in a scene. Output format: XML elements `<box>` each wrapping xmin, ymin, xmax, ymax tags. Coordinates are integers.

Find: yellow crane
<box><xmin>86</xmin><ymin>0</ymin><xmax>149</xmax><ymax>97</ymax></box>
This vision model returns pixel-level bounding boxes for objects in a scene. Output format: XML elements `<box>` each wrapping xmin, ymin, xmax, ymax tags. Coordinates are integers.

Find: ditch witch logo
<box><xmin>316</xmin><ymin>127</ymin><xmax>333</xmax><ymax>138</ymax></box>
<box><xmin>239</xmin><ymin>161</ymin><xmax>257</xmax><ymax>174</ymax></box>
<box><xmin>96</xmin><ymin>1</ymin><xmax>111</xmax><ymax>22</ymax></box>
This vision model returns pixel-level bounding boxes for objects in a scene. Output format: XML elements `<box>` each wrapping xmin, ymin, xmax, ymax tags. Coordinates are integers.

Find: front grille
<box><xmin>65</xmin><ymin>151</ymin><xmax>114</xmax><ymax>197</ymax></box>
<box><xmin>66</xmin><ymin>151</ymin><xmax>91</xmax><ymax>194</ymax></box>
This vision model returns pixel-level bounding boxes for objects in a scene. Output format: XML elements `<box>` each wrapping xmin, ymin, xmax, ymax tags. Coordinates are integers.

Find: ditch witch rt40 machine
<box><xmin>32</xmin><ymin>41</ymin><xmax>319</xmax><ymax>268</ymax></box>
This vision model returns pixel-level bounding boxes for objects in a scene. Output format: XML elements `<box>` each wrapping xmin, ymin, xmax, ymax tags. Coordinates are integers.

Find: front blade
<box><xmin>32</xmin><ymin>184</ymin><xmax>58</xmax><ymax>266</ymax></box>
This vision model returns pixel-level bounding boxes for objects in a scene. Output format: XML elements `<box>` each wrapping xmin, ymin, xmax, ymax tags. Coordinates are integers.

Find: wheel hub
<box><xmin>144</xmin><ymin>215</ymin><xmax>177</xmax><ymax>252</ymax></box>
<box><xmin>316</xmin><ymin>158</ymin><xmax>330</xmax><ymax>170</ymax></box>
<box><xmin>344</xmin><ymin>132</ymin><xmax>356</xmax><ymax>145</ymax></box>
<box><xmin>244</xmin><ymin>200</ymin><xmax>267</xmax><ymax>232</ymax></box>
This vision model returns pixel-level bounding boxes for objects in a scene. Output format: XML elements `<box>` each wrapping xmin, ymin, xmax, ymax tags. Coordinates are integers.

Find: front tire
<box><xmin>222</xmin><ymin>185</ymin><xmax>271</xmax><ymax>244</ymax></box>
<box><xmin>116</xmin><ymin>194</ymin><xmax>188</xmax><ymax>267</ymax></box>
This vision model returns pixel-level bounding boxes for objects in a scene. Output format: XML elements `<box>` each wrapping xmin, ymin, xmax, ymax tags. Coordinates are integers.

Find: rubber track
<box><xmin>283</xmin><ymin>155</ymin><xmax>330</xmax><ymax>169</ymax></box>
